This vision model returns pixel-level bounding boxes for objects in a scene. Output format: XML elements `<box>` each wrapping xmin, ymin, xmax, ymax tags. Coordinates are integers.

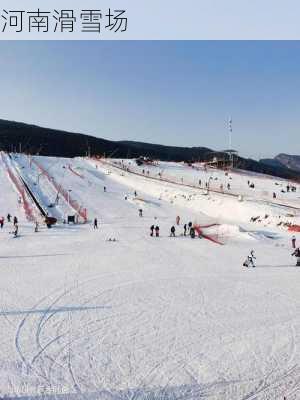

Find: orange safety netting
<box><xmin>194</xmin><ymin>224</ymin><xmax>224</xmax><ymax>245</ymax></box>
<box><xmin>1</xmin><ymin>153</ymin><xmax>35</xmax><ymax>222</ymax></box>
<box><xmin>288</xmin><ymin>225</ymin><xmax>300</xmax><ymax>232</ymax></box>
<box><xmin>68</xmin><ymin>164</ymin><xmax>84</xmax><ymax>179</ymax></box>
<box><xmin>32</xmin><ymin>158</ymin><xmax>87</xmax><ymax>222</ymax></box>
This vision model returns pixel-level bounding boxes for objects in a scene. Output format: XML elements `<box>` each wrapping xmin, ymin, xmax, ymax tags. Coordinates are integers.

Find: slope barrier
<box><xmin>194</xmin><ymin>224</ymin><xmax>224</xmax><ymax>246</ymax></box>
<box><xmin>31</xmin><ymin>158</ymin><xmax>87</xmax><ymax>222</ymax></box>
<box><xmin>68</xmin><ymin>164</ymin><xmax>84</xmax><ymax>179</ymax></box>
<box><xmin>1</xmin><ymin>152</ymin><xmax>36</xmax><ymax>222</ymax></box>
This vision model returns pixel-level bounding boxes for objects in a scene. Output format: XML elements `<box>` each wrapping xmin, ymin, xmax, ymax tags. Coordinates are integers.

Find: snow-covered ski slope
<box><xmin>1</xmin><ymin>154</ymin><xmax>300</xmax><ymax>400</ymax></box>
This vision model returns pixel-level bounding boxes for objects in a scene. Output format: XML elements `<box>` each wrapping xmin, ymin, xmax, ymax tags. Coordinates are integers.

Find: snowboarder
<box><xmin>176</xmin><ymin>215</ymin><xmax>180</xmax><ymax>225</ymax></box>
<box><xmin>94</xmin><ymin>218</ymin><xmax>98</xmax><ymax>229</ymax></box>
<box><xmin>170</xmin><ymin>226</ymin><xmax>176</xmax><ymax>237</ymax></box>
<box><xmin>243</xmin><ymin>250</ymin><xmax>256</xmax><ymax>268</ymax></box>
<box><xmin>155</xmin><ymin>225</ymin><xmax>160</xmax><ymax>237</ymax></box>
<box><xmin>139</xmin><ymin>209</ymin><xmax>143</xmax><ymax>217</ymax></box>
<box><xmin>292</xmin><ymin>248</ymin><xmax>300</xmax><ymax>266</ymax></box>
<box><xmin>183</xmin><ymin>224</ymin><xmax>187</xmax><ymax>236</ymax></box>
<box><xmin>292</xmin><ymin>235</ymin><xmax>296</xmax><ymax>249</ymax></box>
<box><xmin>150</xmin><ymin>225</ymin><xmax>154</xmax><ymax>236</ymax></box>
<box><xmin>13</xmin><ymin>216</ymin><xmax>18</xmax><ymax>226</ymax></box>
<box><xmin>7</xmin><ymin>213</ymin><xmax>11</xmax><ymax>222</ymax></box>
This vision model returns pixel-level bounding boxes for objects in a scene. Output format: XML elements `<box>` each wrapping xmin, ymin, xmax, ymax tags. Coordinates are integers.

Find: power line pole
<box><xmin>228</xmin><ymin>117</ymin><xmax>233</xmax><ymax>168</ymax></box>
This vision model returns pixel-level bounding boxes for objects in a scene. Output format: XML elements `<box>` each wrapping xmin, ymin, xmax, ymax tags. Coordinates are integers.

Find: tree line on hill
<box><xmin>0</xmin><ymin>118</ymin><xmax>299</xmax><ymax>181</ymax></box>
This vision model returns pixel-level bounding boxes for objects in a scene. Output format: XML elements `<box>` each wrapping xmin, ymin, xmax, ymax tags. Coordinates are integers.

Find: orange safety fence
<box><xmin>1</xmin><ymin>153</ymin><xmax>35</xmax><ymax>222</ymax></box>
<box><xmin>68</xmin><ymin>164</ymin><xmax>84</xmax><ymax>179</ymax></box>
<box><xmin>288</xmin><ymin>225</ymin><xmax>300</xmax><ymax>233</ymax></box>
<box><xmin>194</xmin><ymin>224</ymin><xmax>224</xmax><ymax>245</ymax></box>
<box><xmin>31</xmin><ymin>158</ymin><xmax>88</xmax><ymax>222</ymax></box>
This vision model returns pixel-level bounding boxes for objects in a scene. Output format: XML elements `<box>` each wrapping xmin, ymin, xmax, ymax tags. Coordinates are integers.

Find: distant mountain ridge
<box><xmin>0</xmin><ymin>118</ymin><xmax>299</xmax><ymax>181</ymax></box>
<box><xmin>260</xmin><ymin>153</ymin><xmax>300</xmax><ymax>173</ymax></box>
<box><xmin>276</xmin><ymin>153</ymin><xmax>300</xmax><ymax>172</ymax></box>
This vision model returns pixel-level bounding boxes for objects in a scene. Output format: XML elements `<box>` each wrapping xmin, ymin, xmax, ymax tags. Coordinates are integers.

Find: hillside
<box><xmin>0</xmin><ymin>119</ymin><xmax>299</xmax><ymax>181</ymax></box>
<box><xmin>276</xmin><ymin>153</ymin><xmax>300</xmax><ymax>172</ymax></box>
<box><xmin>260</xmin><ymin>153</ymin><xmax>300</xmax><ymax>175</ymax></box>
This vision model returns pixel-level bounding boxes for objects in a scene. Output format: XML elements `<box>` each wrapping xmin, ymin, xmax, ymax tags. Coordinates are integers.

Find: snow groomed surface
<box><xmin>0</xmin><ymin>154</ymin><xmax>300</xmax><ymax>400</ymax></box>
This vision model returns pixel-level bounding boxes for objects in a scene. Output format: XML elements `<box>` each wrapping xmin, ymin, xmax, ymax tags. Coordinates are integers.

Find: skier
<box><xmin>243</xmin><ymin>250</ymin><xmax>256</xmax><ymax>268</ymax></box>
<box><xmin>94</xmin><ymin>218</ymin><xmax>98</xmax><ymax>229</ymax></box>
<box><xmin>170</xmin><ymin>226</ymin><xmax>176</xmax><ymax>237</ymax></box>
<box><xmin>150</xmin><ymin>225</ymin><xmax>154</xmax><ymax>237</ymax></box>
<box><xmin>134</xmin><ymin>191</ymin><xmax>137</xmax><ymax>197</ymax></box>
<box><xmin>155</xmin><ymin>225</ymin><xmax>160</xmax><ymax>237</ymax></box>
<box><xmin>183</xmin><ymin>224</ymin><xmax>187</xmax><ymax>236</ymax></box>
<box><xmin>188</xmin><ymin>221</ymin><xmax>192</xmax><ymax>233</ymax></box>
<box><xmin>292</xmin><ymin>235</ymin><xmax>296</xmax><ymax>249</ymax></box>
<box><xmin>7</xmin><ymin>213</ymin><xmax>11</xmax><ymax>222</ymax></box>
<box><xmin>13</xmin><ymin>223</ymin><xmax>19</xmax><ymax>238</ymax></box>
<box><xmin>273</xmin><ymin>192</ymin><xmax>277</xmax><ymax>199</ymax></box>
<box><xmin>13</xmin><ymin>216</ymin><xmax>18</xmax><ymax>226</ymax></box>
<box><xmin>0</xmin><ymin>217</ymin><xmax>4</xmax><ymax>229</ymax></box>
<box><xmin>34</xmin><ymin>221</ymin><xmax>39</xmax><ymax>232</ymax></box>
<box><xmin>139</xmin><ymin>209</ymin><xmax>143</xmax><ymax>217</ymax></box>
<box><xmin>292</xmin><ymin>248</ymin><xmax>300</xmax><ymax>266</ymax></box>
<box><xmin>104</xmin><ymin>186</ymin><xmax>106</xmax><ymax>192</ymax></box>
<box><xmin>176</xmin><ymin>215</ymin><xmax>180</xmax><ymax>225</ymax></box>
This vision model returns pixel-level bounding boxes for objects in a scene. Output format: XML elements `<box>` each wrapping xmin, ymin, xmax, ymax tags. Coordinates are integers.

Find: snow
<box><xmin>0</xmin><ymin>153</ymin><xmax>300</xmax><ymax>399</ymax></box>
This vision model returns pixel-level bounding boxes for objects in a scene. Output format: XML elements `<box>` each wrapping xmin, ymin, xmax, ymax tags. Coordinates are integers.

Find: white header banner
<box><xmin>0</xmin><ymin>0</ymin><xmax>300</xmax><ymax>40</ymax></box>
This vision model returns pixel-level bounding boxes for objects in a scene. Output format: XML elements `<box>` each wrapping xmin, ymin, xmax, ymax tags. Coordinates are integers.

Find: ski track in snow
<box><xmin>0</xmin><ymin>154</ymin><xmax>300</xmax><ymax>399</ymax></box>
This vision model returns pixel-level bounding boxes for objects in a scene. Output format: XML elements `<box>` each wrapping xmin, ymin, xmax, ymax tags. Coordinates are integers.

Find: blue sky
<box><xmin>0</xmin><ymin>41</ymin><xmax>299</xmax><ymax>159</ymax></box>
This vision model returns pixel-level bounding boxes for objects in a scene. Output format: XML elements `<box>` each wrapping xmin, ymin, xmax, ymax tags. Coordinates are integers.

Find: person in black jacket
<box><xmin>292</xmin><ymin>248</ymin><xmax>300</xmax><ymax>266</ymax></box>
<box><xmin>170</xmin><ymin>226</ymin><xmax>175</xmax><ymax>237</ymax></box>
<box><xmin>150</xmin><ymin>225</ymin><xmax>154</xmax><ymax>236</ymax></box>
<box><xmin>155</xmin><ymin>225</ymin><xmax>160</xmax><ymax>237</ymax></box>
<box><xmin>190</xmin><ymin>227</ymin><xmax>195</xmax><ymax>239</ymax></box>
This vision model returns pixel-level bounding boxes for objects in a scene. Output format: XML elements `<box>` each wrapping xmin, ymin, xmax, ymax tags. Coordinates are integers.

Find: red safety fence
<box><xmin>31</xmin><ymin>158</ymin><xmax>87</xmax><ymax>222</ymax></box>
<box><xmin>194</xmin><ymin>224</ymin><xmax>224</xmax><ymax>245</ymax></box>
<box><xmin>1</xmin><ymin>153</ymin><xmax>35</xmax><ymax>222</ymax></box>
<box><xmin>288</xmin><ymin>225</ymin><xmax>300</xmax><ymax>233</ymax></box>
<box><xmin>68</xmin><ymin>164</ymin><xmax>84</xmax><ymax>179</ymax></box>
